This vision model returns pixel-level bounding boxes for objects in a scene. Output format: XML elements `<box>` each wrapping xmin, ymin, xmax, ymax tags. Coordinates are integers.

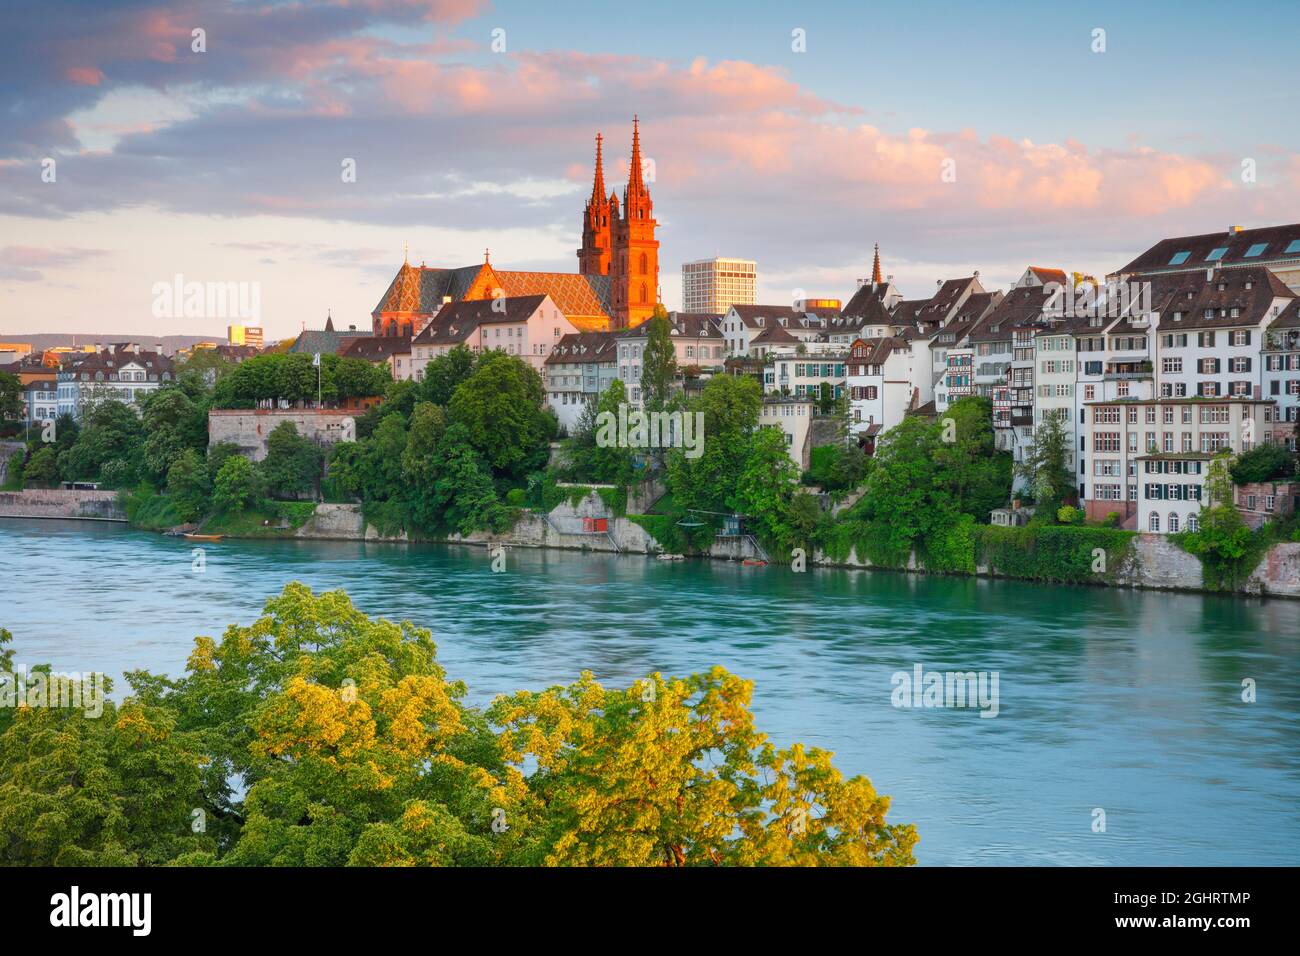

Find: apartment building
<box><xmin>409</xmin><ymin>294</ymin><xmax>577</xmax><ymax>380</ymax></box>
<box><xmin>614</xmin><ymin>312</ymin><xmax>726</xmax><ymax>403</ymax></box>
<box><xmin>719</xmin><ymin>304</ymin><xmax>839</xmax><ymax>356</ymax></box>
<box><xmin>1113</xmin><ymin>223</ymin><xmax>1300</xmax><ymax>294</ymax></box>
<box><xmin>56</xmin><ymin>344</ymin><xmax>175</xmax><ymax>420</ymax></box>
<box><xmin>758</xmin><ymin>395</ymin><xmax>815</xmax><ymax>470</ymax></box>
<box><xmin>544</xmin><ymin>332</ymin><xmax>618</xmax><ymax>431</ymax></box>
<box><xmin>682</xmin><ymin>258</ymin><xmax>756</xmax><ymax>314</ymax></box>
<box><xmin>767</xmin><ymin>350</ymin><xmax>847</xmax><ymax>401</ymax></box>
<box><xmin>1079</xmin><ymin>396</ymin><xmax>1274</xmax><ymax>529</ymax></box>
<box><xmin>846</xmin><ymin>337</ymin><xmax>913</xmax><ymax>440</ymax></box>
<box><xmin>1263</xmin><ymin>298</ymin><xmax>1300</xmax><ymax>447</ymax></box>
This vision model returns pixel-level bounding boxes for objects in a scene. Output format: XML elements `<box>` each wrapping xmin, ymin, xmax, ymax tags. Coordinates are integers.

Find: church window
<box><xmin>640</xmin><ymin>283</ymin><xmax>648</xmax><ymax>304</ymax></box>
<box><xmin>639</xmin><ymin>252</ymin><xmax>648</xmax><ymax>275</ymax></box>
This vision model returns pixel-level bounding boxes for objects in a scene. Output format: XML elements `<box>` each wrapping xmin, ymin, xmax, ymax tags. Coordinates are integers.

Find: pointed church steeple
<box><xmin>871</xmin><ymin>243</ymin><xmax>882</xmax><ymax>285</ymax></box>
<box><xmin>578</xmin><ymin>133</ymin><xmax>612</xmax><ymax>276</ymax></box>
<box><xmin>625</xmin><ymin>115</ymin><xmax>651</xmax><ymax>207</ymax></box>
<box><xmin>590</xmin><ymin>133</ymin><xmax>606</xmax><ymax>205</ymax></box>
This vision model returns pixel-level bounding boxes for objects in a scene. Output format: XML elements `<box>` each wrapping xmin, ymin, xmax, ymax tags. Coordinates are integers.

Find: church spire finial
<box><xmin>871</xmin><ymin>243</ymin><xmax>882</xmax><ymax>285</ymax></box>
<box><xmin>590</xmin><ymin>133</ymin><xmax>606</xmax><ymax>204</ymax></box>
<box><xmin>484</xmin><ymin>247</ymin><xmax>490</xmax><ymax>264</ymax></box>
<box><xmin>403</xmin><ymin>241</ymin><xmax>409</xmax><ymax>265</ymax></box>
<box><xmin>627</xmin><ymin>115</ymin><xmax>645</xmax><ymax>193</ymax></box>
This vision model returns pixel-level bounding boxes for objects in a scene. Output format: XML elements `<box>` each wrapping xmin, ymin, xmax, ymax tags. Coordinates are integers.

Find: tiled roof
<box><xmin>890</xmin><ymin>299</ymin><xmax>931</xmax><ymax>327</ymax></box>
<box><xmin>666</xmin><ymin>312</ymin><xmax>724</xmax><ymax>337</ymax></box>
<box><xmin>730</xmin><ymin>304</ymin><xmax>837</xmax><ymax>327</ymax></box>
<box><xmin>340</xmin><ymin>336</ymin><xmax>413</xmax><ymax>361</ymax></box>
<box><xmin>1029</xmin><ymin>267</ymin><xmax>1069</xmax><ymax>286</ymax></box>
<box><xmin>849</xmin><ymin>336</ymin><xmax>901</xmax><ymax>365</ymax></box>
<box><xmin>1144</xmin><ymin>268</ymin><xmax>1293</xmax><ymax>331</ymax></box>
<box><xmin>1114</xmin><ymin>224</ymin><xmax>1300</xmax><ymax>277</ymax></box>
<box><xmin>411</xmin><ymin>294</ymin><xmax>551</xmax><ymax>347</ymax></box>
<box><xmin>750</xmin><ymin>324</ymin><xmax>802</xmax><ymax>345</ymax></box>
<box><xmin>288</xmin><ymin>328</ymin><xmax>370</xmax><ymax>355</ymax></box>
<box><xmin>841</xmin><ymin>282</ymin><xmax>890</xmax><ymax>319</ymax></box>
<box><xmin>1268</xmin><ymin>298</ymin><xmax>1300</xmax><ymax>332</ymax></box>
<box><xmin>373</xmin><ymin>262</ymin><xmax>611</xmax><ymax>331</ymax></box>
<box><xmin>953</xmin><ymin>292</ymin><xmax>1003</xmax><ymax>340</ymax></box>
<box><xmin>545</xmin><ymin>332</ymin><xmax>618</xmax><ymax>366</ymax></box>
<box><xmin>495</xmin><ymin>271</ymin><xmax>610</xmax><ymax>320</ymax></box>
<box><xmin>971</xmin><ymin>287</ymin><xmax>1051</xmax><ymax>341</ymax></box>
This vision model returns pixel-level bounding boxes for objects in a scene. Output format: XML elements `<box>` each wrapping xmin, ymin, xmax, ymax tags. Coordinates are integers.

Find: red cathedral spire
<box><xmin>576</xmin><ymin>118</ymin><xmax>659</xmax><ymax>329</ymax></box>
<box><xmin>590</xmin><ymin>133</ymin><xmax>606</xmax><ymax>205</ymax></box>
<box><xmin>871</xmin><ymin>243</ymin><xmax>882</xmax><ymax>284</ymax></box>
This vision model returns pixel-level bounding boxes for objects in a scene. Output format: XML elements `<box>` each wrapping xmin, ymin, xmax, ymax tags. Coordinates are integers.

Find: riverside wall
<box><xmin>0</xmin><ymin>489</ymin><xmax>127</xmax><ymax>521</ymax></box>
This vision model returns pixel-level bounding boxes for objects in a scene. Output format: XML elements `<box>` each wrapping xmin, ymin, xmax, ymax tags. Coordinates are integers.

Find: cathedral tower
<box><xmin>608</xmin><ymin>117</ymin><xmax>659</xmax><ymax>328</ymax></box>
<box><xmin>577</xmin><ymin>134</ymin><xmax>612</xmax><ymax>276</ymax></box>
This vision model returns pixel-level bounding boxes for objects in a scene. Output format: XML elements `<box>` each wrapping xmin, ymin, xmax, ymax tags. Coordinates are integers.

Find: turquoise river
<box><xmin>1</xmin><ymin>518</ymin><xmax>1297</xmax><ymax>866</ymax></box>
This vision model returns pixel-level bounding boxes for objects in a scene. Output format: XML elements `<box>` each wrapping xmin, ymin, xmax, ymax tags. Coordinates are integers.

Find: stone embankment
<box><xmin>0</xmin><ymin>489</ymin><xmax>127</xmax><ymax>521</ymax></box>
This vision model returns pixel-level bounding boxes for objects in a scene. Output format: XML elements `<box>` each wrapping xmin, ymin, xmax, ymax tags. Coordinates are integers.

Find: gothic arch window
<box><xmin>640</xmin><ymin>283</ymin><xmax>648</xmax><ymax>304</ymax></box>
<box><xmin>639</xmin><ymin>252</ymin><xmax>648</xmax><ymax>275</ymax></box>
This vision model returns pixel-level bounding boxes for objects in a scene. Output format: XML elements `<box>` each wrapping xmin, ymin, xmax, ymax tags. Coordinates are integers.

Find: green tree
<box><xmin>640</xmin><ymin>306</ymin><xmax>678</xmax><ymax>413</ymax></box>
<box><xmin>212</xmin><ymin>454</ymin><xmax>262</xmax><ymax>513</ymax></box>
<box><xmin>448</xmin><ymin>352</ymin><xmax>554</xmax><ymax>483</ymax></box>
<box><xmin>1</xmin><ymin>585</ymin><xmax>916</xmax><ymax>867</ymax></box>
<box><xmin>141</xmin><ymin>386</ymin><xmax>207</xmax><ymax>484</ymax></box>
<box><xmin>415</xmin><ymin>344</ymin><xmax>478</xmax><ymax>407</ymax></box>
<box><xmin>1017</xmin><ymin>410</ymin><xmax>1074</xmax><ymax>515</ymax></box>
<box><xmin>21</xmin><ymin>447</ymin><xmax>59</xmax><ymax>488</ymax></box>
<box><xmin>167</xmin><ymin>448</ymin><xmax>212</xmax><ymax>522</ymax></box>
<box><xmin>58</xmin><ymin>400</ymin><xmax>144</xmax><ymax>486</ymax></box>
<box><xmin>735</xmin><ymin>426</ymin><xmax>802</xmax><ymax>548</ymax></box>
<box><xmin>400</xmin><ymin>402</ymin><xmax>448</xmax><ymax>532</ymax></box>
<box><xmin>935</xmin><ymin>396</ymin><xmax>1013</xmax><ymax>520</ymax></box>
<box><xmin>1230</xmin><ymin>442</ymin><xmax>1294</xmax><ymax>485</ymax></box>
<box><xmin>0</xmin><ymin>371</ymin><xmax>22</xmax><ymax>421</ymax></box>
<box><xmin>430</xmin><ymin>422</ymin><xmax>508</xmax><ymax>536</ymax></box>
<box><xmin>260</xmin><ymin>421</ymin><xmax>323</xmax><ymax>500</ymax></box>
<box><xmin>489</xmin><ymin>667</ymin><xmax>917</xmax><ymax>866</ymax></box>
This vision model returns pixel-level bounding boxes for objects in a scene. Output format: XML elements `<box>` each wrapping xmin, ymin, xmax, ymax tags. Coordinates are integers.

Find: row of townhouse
<box><xmin>55</xmin><ymin>343</ymin><xmax>176</xmax><ymax>420</ymax></box>
<box><xmin>317</xmin><ymin>224</ymin><xmax>1300</xmax><ymax>529</ymax></box>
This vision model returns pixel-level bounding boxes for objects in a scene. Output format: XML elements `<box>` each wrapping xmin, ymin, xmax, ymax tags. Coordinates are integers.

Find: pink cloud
<box><xmin>65</xmin><ymin>67</ymin><xmax>104</xmax><ymax>86</ymax></box>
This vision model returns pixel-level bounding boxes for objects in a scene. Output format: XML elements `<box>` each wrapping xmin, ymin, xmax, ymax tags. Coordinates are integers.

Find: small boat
<box><xmin>742</xmin><ymin>559</ymin><xmax>767</xmax><ymax>567</ymax></box>
<box><xmin>183</xmin><ymin>533</ymin><xmax>225</xmax><ymax>542</ymax></box>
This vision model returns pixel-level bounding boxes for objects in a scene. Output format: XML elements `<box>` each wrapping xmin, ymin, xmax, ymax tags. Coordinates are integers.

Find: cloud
<box><xmin>0</xmin><ymin>0</ymin><xmax>1295</xmax><ymax>322</ymax></box>
<box><xmin>0</xmin><ymin>245</ymin><xmax>110</xmax><ymax>281</ymax></box>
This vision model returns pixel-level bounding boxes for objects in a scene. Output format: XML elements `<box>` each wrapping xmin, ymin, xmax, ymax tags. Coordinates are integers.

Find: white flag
<box><xmin>312</xmin><ymin>352</ymin><xmax>321</xmax><ymax>367</ymax></box>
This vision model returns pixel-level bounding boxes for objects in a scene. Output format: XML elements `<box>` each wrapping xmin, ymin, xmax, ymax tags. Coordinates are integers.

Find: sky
<box><xmin>2</xmin><ymin>0</ymin><xmax>1299</xmax><ymax>341</ymax></box>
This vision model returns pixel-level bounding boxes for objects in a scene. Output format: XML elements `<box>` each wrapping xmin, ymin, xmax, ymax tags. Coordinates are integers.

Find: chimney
<box><xmin>936</xmin><ymin>279</ymin><xmax>943</xmax><ymax>289</ymax></box>
<box><xmin>856</xmin><ymin>278</ymin><xmax>865</xmax><ymax>289</ymax></box>
<box><xmin>1206</xmin><ymin>267</ymin><xmax>1214</xmax><ymax>281</ymax></box>
<box><xmin>1229</xmin><ymin>225</ymin><xmax>1242</xmax><ymax>234</ymax></box>
<box><xmin>349</xmin><ymin>325</ymin><xmax>356</xmax><ymax>331</ymax></box>
<box><xmin>974</xmin><ymin>270</ymin><xmax>980</xmax><ymax>278</ymax></box>
<box><xmin>887</xmin><ymin>274</ymin><xmax>894</xmax><ymax>284</ymax></box>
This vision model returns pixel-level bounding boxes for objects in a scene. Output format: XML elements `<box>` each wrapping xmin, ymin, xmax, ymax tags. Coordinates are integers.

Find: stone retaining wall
<box><xmin>0</xmin><ymin>489</ymin><xmax>126</xmax><ymax>521</ymax></box>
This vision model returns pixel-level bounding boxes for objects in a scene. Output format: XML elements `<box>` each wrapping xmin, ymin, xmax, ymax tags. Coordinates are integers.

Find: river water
<box><xmin>1</xmin><ymin>518</ymin><xmax>1297</xmax><ymax>866</ymax></box>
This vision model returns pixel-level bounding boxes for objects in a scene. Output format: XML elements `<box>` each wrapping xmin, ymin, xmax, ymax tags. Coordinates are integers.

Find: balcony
<box><xmin>1104</xmin><ymin>361</ymin><xmax>1153</xmax><ymax>381</ymax></box>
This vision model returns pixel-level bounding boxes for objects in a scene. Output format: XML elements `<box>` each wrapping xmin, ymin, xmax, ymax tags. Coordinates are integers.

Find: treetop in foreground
<box><xmin>0</xmin><ymin>586</ymin><xmax>916</xmax><ymax>868</ymax></box>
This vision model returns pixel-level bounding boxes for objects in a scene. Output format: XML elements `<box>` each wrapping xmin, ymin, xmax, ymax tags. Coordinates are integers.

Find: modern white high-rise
<box><xmin>682</xmin><ymin>258</ymin><xmax>756</xmax><ymax>314</ymax></box>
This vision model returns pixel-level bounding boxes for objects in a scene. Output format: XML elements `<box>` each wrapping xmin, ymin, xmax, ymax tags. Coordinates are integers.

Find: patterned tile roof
<box><xmin>372</xmin><ymin>262</ymin><xmax>611</xmax><ymax>331</ymax></box>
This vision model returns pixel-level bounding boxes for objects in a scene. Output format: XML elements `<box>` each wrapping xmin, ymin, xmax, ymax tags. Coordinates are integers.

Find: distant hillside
<box><xmin>0</xmin><ymin>333</ymin><xmax>263</xmax><ymax>356</ymax></box>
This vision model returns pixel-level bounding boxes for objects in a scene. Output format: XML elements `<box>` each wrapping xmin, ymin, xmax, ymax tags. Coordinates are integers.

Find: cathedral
<box><xmin>371</xmin><ymin>119</ymin><xmax>659</xmax><ymax>336</ymax></box>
